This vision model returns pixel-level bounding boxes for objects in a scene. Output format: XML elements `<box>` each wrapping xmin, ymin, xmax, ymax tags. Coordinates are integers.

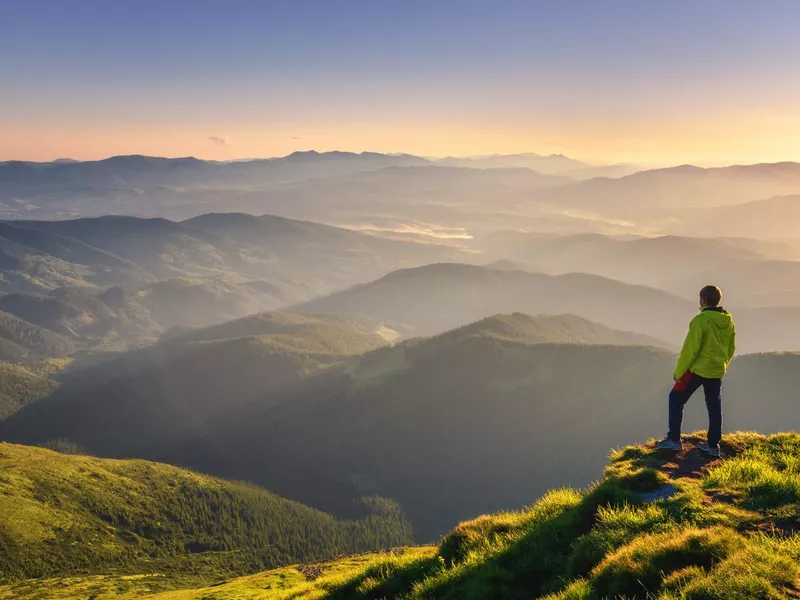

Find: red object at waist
<box><xmin>673</xmin><ymin>371</ymin><xmax>694</xmax><ymax>391</ymax></box>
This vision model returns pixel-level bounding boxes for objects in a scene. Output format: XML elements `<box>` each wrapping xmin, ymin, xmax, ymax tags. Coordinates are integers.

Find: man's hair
<box><xmin>700</xmin><ymin>285</ymin><xmax>722</xmax><ymax>307</ymax></box>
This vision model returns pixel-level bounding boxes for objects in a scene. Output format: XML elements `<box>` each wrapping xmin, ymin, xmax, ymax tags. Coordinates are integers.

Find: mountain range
<box><xmin>0</xmin><ymin>213</ymin><xmax>465</xmax><ymax>354</ymax></box>
<box><xmin>475</xmin><ymin>232</ymin><xmax>800</xmax><ymax>307</ymax></box>
<box><xmin>3</xmin><ymin>149</ymin><xmax>800</xmax><ymax>598</ymax></box>
<box><xmin>4</xmin><ymin>152</ymin><xmax>800</xmax><ymax>243</ymax></box>
<box><xmin>294</xmin><ymin>262</ymin><xmax>800</xmax><ymax>353</ymax></box>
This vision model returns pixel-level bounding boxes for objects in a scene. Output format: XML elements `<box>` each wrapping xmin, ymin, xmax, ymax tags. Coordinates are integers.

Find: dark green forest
<box><xmin>0</xmin><ymin>443</ymin><xmax>412</xmax><ymax>586</ymax></box>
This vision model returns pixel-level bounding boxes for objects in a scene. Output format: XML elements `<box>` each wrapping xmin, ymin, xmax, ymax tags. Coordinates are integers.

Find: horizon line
<box><xmin>4</xmin><ymin>150</ymin><xmax>800</xmax><ymax>171</ymax></box>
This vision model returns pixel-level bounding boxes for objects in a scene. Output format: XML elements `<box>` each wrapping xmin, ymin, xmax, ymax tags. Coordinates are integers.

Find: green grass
<box><xmin>0</xmin><ymin>444</ymin><xmax>412</xmax><ymax>588</ymax></box>
<box><xmin>704</xmin><ymin>434</ymin><xmax>800</xmax><ymax>509</ymax></box>
<box><xmin>0</xmin><ymin>548</ymin><xmax>438</xmax><ymax>600</ymax></box>
<box><xmin>4</xmin><ymin>433</ymin><xmax>800</xmax><ymax>599</ymax></box>
<box><xmin>279</xmin><ymin>432</ymin><xmax>799</xmax><ymax>600</ymax></box>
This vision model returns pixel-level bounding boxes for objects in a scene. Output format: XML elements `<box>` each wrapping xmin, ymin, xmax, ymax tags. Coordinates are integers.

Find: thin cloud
<box><xmin>208</xmin><ymin>136</ymin><xmax>228</xmax><ymax>146</ymax></box>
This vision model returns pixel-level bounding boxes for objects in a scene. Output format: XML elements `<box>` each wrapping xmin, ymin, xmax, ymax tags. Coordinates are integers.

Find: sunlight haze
<box><xmin>3</xmin><ymin>0</ymin><xmax>800</xmax><ymax>164</ymax></box>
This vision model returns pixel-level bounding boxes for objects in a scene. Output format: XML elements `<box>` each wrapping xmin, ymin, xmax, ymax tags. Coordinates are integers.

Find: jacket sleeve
<box><xmin>674</xmin><ymin>316</ymin><xmax>704</xmax><ymax>379</ymax></box>
<box><xmin>727</xmin><ymin>322</ymin><xmax>737</xmax><ymax>361</ymax></box>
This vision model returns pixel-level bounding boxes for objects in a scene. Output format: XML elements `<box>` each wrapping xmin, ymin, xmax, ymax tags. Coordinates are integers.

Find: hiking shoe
<box><xmin>655</xmin><ymin>437</ymin><xmax>682</xmax><ymax>451</ymax></box>
<box><xmin>697</xmin><ymin>442</ymin><xmax>721</xmax><ymax>458</ymax></box>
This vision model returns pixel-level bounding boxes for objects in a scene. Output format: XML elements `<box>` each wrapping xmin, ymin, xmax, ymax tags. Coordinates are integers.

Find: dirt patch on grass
<box><xmin>652</xmin><ymin>436</ymin><xmax>727</xmax><ymax>481</ymax></box>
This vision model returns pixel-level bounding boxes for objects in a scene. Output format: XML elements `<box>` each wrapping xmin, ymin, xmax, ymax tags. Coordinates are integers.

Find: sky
<box><xmin>2</xmin><ymin>0</ymin><xmax>800</xmax><ymax>165</ymax></box>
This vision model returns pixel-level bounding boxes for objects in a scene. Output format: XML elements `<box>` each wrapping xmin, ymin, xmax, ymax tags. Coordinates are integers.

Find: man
<box><xmin>655</xmin><ymin>285</ymin><xmax>736</xmax><ymax>457</ymax></box>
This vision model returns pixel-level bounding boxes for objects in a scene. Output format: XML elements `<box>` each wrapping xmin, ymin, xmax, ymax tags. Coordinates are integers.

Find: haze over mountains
<box><xmin>3</xmin><ymin>148</ymin><xmax>800</xmax><ymax>597</ymax></box>
<box><xmin>3</xmin><ymin>151</ymin><xmax>800</xmax><ymax>242</ymax></box>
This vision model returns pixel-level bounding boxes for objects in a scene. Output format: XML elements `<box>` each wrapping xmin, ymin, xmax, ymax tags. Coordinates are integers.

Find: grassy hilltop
<box><xmin>6</xmin><ymin>432</ymin><xmax>797</xmax><ymax>599</ymax></box>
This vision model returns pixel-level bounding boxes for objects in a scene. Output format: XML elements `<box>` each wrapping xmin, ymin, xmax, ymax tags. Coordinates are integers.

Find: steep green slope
<box><xmin>6</xmin><ymin>433</ymin><xmax>799</xmax><ymax>599</ymax></box>
<box><xmin>298</xmin><ymin>432</ymin><xmax>800</xmax><ymax>600</ymax></box>
<box><xmin>282</xmin><ymin>432</ymin><xmax>800</xmax><ymax>600</ymax></box>
<box><xmin>0</xmin><ymin>443</ymin><xmax>412</xmax><ymax>588</ymax></box>
<box><xmin>0</xmin><ymin>363</ymin><xmax>58</xmax><ymax>419</ymax></box>
<box><xmin>0</xmin><ymin>313</ymin><xmax>394</xmax><ymax>455</ymax></box>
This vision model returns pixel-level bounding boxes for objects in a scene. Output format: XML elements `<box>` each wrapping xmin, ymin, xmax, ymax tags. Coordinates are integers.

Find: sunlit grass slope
<box><xmin>6</xmin><ymin>432</ymin><xmax>799</xmax><ymax>599</ymax></box>
<box><xmin>300</xmin><ymin>431</ymin><xmax>798</xmax><ymax>600</ymax></box>
<box><xmin>0</xmin><ymin>444</ymin><xmax>412</xmax><ymax>588</ymax></box>
<box><xmin>0</xmin><ymin>548</ymin><xmax>437</xmax><ymax>600</ymax></box>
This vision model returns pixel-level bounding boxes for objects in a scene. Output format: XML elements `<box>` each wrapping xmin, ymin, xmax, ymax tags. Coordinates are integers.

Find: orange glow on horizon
<box><xmin>3</xmin><ymin>110</ymin><xmax>800</xmax><ymax>167</ymax></box>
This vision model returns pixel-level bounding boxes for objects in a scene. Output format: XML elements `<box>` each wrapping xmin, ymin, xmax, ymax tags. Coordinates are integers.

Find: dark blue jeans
<box><xmin>668</xmin><ymin>373</ymin><xmax>723</xmax><ymax>448</ymax></box>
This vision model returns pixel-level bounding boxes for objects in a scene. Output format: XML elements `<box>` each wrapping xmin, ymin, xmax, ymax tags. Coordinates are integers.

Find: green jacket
<box><xmin>674</xmin><ymin>307</ymin><xmax>736</xmax><ymax>380</ymax></box>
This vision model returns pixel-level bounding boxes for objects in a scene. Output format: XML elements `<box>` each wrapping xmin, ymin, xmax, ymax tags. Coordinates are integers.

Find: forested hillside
<box><xmin>0</xmin><ymin>443</ymin><xmax>412</xmax><ymax>587</ymax></box>
<box><xmin>0</xmin><ymin>313</ymin><xmax>394</xmax><ymax>451</ymax></box>
<box><xmin>0</xmin><ymin>310</ymin><xmax>75</xmax><ymax>361</ymax></box>
<box><xmin>0</xmin><ymin>363</ymin><xmax>57</xmax><ymax>419</ymax></box>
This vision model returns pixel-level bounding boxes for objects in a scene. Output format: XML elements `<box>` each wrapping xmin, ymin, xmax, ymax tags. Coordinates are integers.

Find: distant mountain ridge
<box><xmin>294</xmin><ymin>262</ymin><xmax>800</xmax><ymax>353</ymax></box>
<box><xmin>475</xmin><ymin>231</ymin><xmax>800</xmax><ymax>306</ymax></box>
<box><xmin>548</xmin><ymin>160</ymin><xmax>800</xmax><ymax>219</ymax></box>
<box><xmin>4</xmin><ymin>151</ymin><xmax>800</xmax><ymax>236</ymax></box>
<box><xmin>0</xmin><ymin>151</ymin><xmax>431</xmax><ymax>187</ymax></box>
<box><xmin>293</xmin><ymin>262</ymin><xmax>695</xmax><ymax>342</ymax></box>
<box><xmin>0</xmin><ymin>213</ymin><xmax>464</xmax><ymax>340</ymax></box>
<box><xmin>435</xmin><ymin>152</ymin><xmax>640</xmax><ymax>179</ymax></box>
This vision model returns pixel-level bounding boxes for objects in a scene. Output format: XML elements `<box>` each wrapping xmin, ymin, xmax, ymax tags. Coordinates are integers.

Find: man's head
<box><xmin>699</xmin><ymin>284</ymin><xmax>722</xmax><ymax>308</ymax></box>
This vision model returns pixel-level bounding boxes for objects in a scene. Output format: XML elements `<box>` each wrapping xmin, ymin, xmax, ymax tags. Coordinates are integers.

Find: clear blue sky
<box><xmin>2</xmin><ymin>0</ymin><xmax>799</xmax><ymax>163</ymax></box>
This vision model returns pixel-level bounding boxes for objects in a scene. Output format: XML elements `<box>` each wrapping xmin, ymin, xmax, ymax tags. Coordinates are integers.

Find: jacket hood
<box><xmin>702</xmin><ymin>307</ymin><xmax>734</xmax><ymax>329</ymax></box>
